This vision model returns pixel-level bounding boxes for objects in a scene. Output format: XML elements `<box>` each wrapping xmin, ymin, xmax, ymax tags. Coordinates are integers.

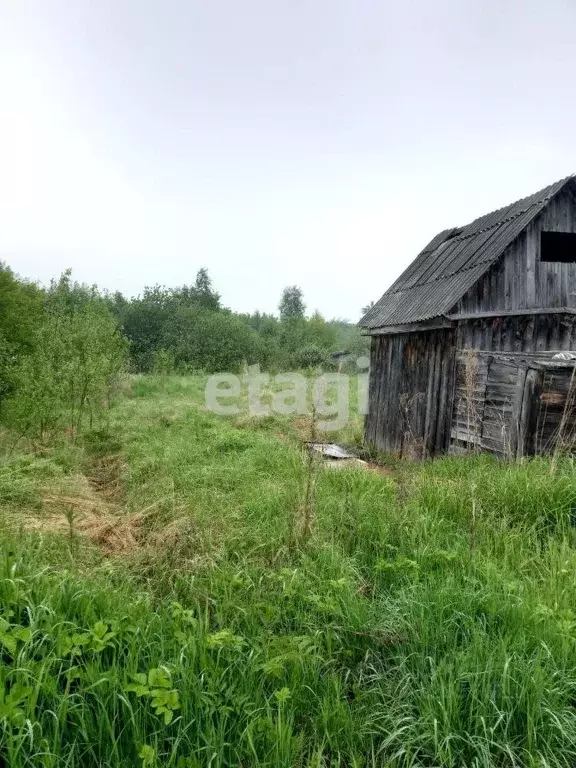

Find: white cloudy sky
<box><xmin>1</xmin><ymin>0</ymin><xmax>575</xmax><ymax>320</ymax></box>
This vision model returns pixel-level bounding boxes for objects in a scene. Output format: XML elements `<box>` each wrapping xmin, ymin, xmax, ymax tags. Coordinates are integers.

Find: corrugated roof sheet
<box><xmin>360</xmin><ymin>175</ymin><xmax>575</xmax><ymax>330</ymax></box>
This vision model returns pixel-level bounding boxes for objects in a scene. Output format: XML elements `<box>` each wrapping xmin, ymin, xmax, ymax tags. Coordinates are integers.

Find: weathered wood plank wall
<box><xmin>450</xmin><ymin>352</ymin><xmax>576</xmax><ymax>457</ymax></box>
<box><xmin>536</xmin><ymin>366</ymin><xmax>576</xmax><ymax>452</ymax></box>
<box><xmin>454</xmin><ymin>187</ymin><xmax>576</xmax><ymax>314</ymax></box>
<box><xmin>451</xmin><ymin>354</ymin><xmax>517</xmax><ymax>455</ymax></box>
<box><xmin>366</xmin><ymin>186</ymin><xmax>576</xmax><ymax>458</ymax></box>
<box><xmin>456</xmin><ymin>313</ymin><xmax>576</xmax><ymax>353</ymax></box>
<box><xmin>365</xmin><ymin>329</ymin><xmax>456</xmax><ymax>457</ymax></box>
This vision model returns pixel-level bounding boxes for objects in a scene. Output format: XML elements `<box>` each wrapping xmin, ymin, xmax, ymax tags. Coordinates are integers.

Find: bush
<box><xmin>152</xmin><ymin>349</ymin><xmax>175</xmax><ymax>375</ymax></box>
<box><xmin>164</xmin><ymin>306</ymin><xmax>262</xmax><ymax>372</ymax></box>
<box><xmin>3</xmin><ymin>274</ymin><xmax>128</xmax><ymax>439</ymax></box>
<box><xmin>292</xmin><ymin>343</ymin><xmax>328</xmax><ymax>369</ymax></box>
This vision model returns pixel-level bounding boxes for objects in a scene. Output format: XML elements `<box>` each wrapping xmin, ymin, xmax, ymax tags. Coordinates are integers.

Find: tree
<box><xmin>0</xmin><ymin>263</ymin><xmax>43</xmax><ymax>403</ymax></box>
<box><xmin>176</xmin><ymin>268</ymin><xmax>222</xmax><ymax>311</ymax></box>
<box><xmin>279</xmin><ymin>286</ymin><xmax>305</xmax><ymax>319</ymax></box>
<box><xmin>306</xmin><ymin>310</ymin><xmax>338</xmax><ymax>349</ymax></box>
<box><xmin>361</xmin><ymin>300</ymin><xmax>375</xmax><ymax>315</ymax></box>
<box><xmin>5</xmin><ymin>273</ymin><xmax>128</xmax><ymax>438</ymax></box>
<box><xmin>119</xmin><ymin>288</ymin><xmax>172</xmax><ymax>372</ymax></box>
<box><xmin>162</xmin><ymin>305</ymin><xmax>260</xmax><ymax>372</ymax></box>
<box><xmin>293</xmin><ymin>344</ymin><xmax>328</xmax><ymax>369</ymax></box>
<box><xmin>0</xmin><ymin>263</ymin><xmax>42</xmax><ymax>350</ymax></box>
<box><xmin>192</xmin><ymin>268</ymin><xmax>221</xmax><ymax>311</ymax></box>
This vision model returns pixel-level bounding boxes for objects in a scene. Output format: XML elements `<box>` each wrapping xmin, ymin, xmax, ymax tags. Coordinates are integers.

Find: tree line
<box><xmin>106</xmin><ymin>268</ymin><xmax>367</xmax><ymax>372</ymax></box>
<box><xmin>0</xmin><ymin>262</ymin><xmax>367</xmax><ymax>439</ymax></box>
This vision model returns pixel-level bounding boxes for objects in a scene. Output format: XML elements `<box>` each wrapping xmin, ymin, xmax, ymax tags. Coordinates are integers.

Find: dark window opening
<box><xmin>541</xmin><ymin>231</ymin><xmax>576</xmax><ymax>263</ymax></box>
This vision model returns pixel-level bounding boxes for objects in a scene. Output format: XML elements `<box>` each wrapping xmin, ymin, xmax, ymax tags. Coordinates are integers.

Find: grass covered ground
<box><xmin>1</xmin><ymin>374</ymin><xmax>576</xmax><ymax>766</ymax></box>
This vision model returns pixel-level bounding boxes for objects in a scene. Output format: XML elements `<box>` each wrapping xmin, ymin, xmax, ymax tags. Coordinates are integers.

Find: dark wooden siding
<box><xmin>455</xmin><ymin>187</ymin><xmax>576</xmax><ymax>314</ymax></box>
<box><xmin>450</xmin><ymin>352</ymin><xmax>576</xmax><ymax>457</ymax></box>
<box><xmin>456</xmin><ymin>313</ymin><xmax>576</xmax><ymax>353</ymax></box>
<box><xmin>535</xmin><ymin>367</ymin><xmax>576</xmax><ymax>453</ymax></box>
<box><xmin>366</xmin><ymin>187</ymin><xmax>576</xmax><ymax>459</ymax></box>
<box><xmin>451</xmin><ymin>354</ymin><xmax>520</xmax><ymax>455</ymax></box>
<box><xmin>365</xmin><ymin>329</ymin><xmax>456</xmax><ymax>457</ymax></box>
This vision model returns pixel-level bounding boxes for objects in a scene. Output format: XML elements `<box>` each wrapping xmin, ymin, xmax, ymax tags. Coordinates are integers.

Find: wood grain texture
<box><xmin>366</xmin><ymin>187</ymin><xmax>576</xmax><ymax>457</ymax></box>
<box><xmin>365</xmin><ymin>329</ymin><xmax>456</xmax><ymax>457</ymax></box>
<box><xmin>453</xmin><ymin>187</ymin><xmax>576</xmax><ymax>316</ymax></box>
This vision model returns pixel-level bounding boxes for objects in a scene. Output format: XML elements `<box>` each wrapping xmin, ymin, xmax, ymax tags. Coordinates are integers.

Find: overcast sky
<box><xmin>1</xmin><ymin>0</ymin><xmax>575</xmax><ymax>320</ymax></box>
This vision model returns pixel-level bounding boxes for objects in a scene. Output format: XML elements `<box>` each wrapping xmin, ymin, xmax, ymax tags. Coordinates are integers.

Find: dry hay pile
<box><xmin>40</xmin><ymin>481</ymin><xmax>143</xmax><ymax>556</ymax></box>
<box><xmin>18</xmin><ymin>453</ymin><xmax>150</xmax><ymax>556</ymax></box>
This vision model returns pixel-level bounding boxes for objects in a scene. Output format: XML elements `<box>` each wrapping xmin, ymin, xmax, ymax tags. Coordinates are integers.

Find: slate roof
<box><xmin>360</xmin><ymin>175</ymin><xmax>576</xmax><ymax>330</ymax></box>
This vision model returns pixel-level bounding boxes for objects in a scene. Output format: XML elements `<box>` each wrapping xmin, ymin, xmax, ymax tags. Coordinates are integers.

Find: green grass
<box><xmin>1</xmin><ymin>374</ymin><xmax>576</xmax><ymax>766</ymax></box>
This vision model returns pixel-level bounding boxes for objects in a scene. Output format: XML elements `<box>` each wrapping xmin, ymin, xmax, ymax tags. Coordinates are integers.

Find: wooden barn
<box><xmin>360</xmin><ymin>175</ymin><xmax>576</xmax><ymax>458</ymax></box>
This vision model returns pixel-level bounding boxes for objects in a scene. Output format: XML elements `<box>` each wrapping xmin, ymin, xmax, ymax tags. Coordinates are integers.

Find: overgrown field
<box><xmin>1</xmin><ymin>375</ymin><xmax>576</xmax><ymax>767</ymax></box>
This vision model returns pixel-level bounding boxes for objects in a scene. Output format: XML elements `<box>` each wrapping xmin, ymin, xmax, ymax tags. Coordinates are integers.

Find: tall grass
<box><xmin>1</xmin><ymin>375</ymin><xmax>576</xmax><ymax>766</ymax></box>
